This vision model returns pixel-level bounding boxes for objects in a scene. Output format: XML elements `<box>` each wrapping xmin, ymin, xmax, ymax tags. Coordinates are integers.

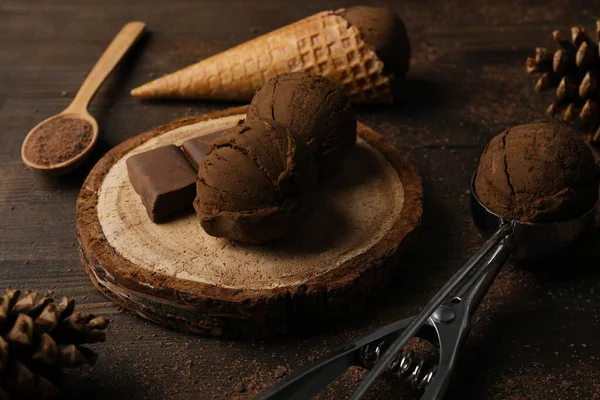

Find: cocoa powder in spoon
<box><xmin>23</xmin><ymin>116</ymin><xmax>93</xmax><ymax>166</ymax></box>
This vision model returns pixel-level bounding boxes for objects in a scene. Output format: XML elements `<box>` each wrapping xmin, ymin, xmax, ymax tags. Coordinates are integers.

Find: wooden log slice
<box><xmin>77</xmin><ymin>106</ymin><xmax>422</xmax><ymax>338</ymax></box>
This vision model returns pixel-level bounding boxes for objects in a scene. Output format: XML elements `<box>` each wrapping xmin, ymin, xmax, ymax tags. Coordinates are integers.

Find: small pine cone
<box><xmin>0</xmin><ymin>289</ymin><xmax>109</xmax><ymax>399</ymax></box>
<box><xmin>526</xmin><ymin>22</ymin><xmax>600</xmax><ymax>143</ymax></box>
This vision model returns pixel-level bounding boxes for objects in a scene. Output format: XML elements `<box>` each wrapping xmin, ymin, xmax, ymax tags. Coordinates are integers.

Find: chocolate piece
<box><xmin>126</xmin><ymin>145</ymin><xmax>197</xmax><ymax>223</ymax></box>
<box><xmin>195</xmin><ymin>119</ymin><xmax>318</xmax><ymax>244</ymax></box>
<box><xmin>340</xmin><ymin>6</ymin><xmax>411</xmax><ymax>80</ymax></box>
<box><xmin>475</xmin><ymin>123</ymin><xmax>599</xmax><ymax>223</ymax></box>
<box><xmin>246</xmin><ymin>72</ymin><xmax>356</xmax><ymax>160</ymax></box>
<box><xmin>181</xmin><ymin>130</ymin><xmax>225</xmax><ymax>168</ymax></box>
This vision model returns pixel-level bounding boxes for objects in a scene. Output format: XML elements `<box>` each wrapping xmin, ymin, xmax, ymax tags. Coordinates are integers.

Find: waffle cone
<box><xmin>131</xmin><ymin>11</ymin><xmax>393</xmax><ymax>103</ymax></box>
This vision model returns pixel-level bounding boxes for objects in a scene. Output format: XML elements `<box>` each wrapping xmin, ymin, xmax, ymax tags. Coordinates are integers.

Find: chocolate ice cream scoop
<box><xmin>475</xmin><ymin>123</ymin><xmax>599</xmax><ymax>223</ymax></box>
<box><xmin>339</xmin><ymin>5</ymin><xmax>410</xmax><ymax>80</ymax></box>
<box><xmin>195</xmin><ymin>118</ymin><xmax>318</xmax><ymax>244</ymax></box>
<box><xmin>247</xmin><ymin>72</ymin><xmax>357</xmax><ymax>159</ymax></box>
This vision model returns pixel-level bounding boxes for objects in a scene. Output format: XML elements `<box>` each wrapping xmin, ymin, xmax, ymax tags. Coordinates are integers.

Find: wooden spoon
<box><xmin>21</xmin><ymin>21</ymin><xmax>147</xmax><ymax>176</ymax></box>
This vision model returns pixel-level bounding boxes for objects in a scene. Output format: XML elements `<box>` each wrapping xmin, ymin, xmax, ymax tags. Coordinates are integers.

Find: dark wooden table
<box><xmin>1</xmin><ymin>0</ymin><xmax>599</xmax><ymax>399</ymax></box>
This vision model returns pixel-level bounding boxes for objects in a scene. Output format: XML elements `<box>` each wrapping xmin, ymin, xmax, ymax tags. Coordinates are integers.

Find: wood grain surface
<box><xmin>1</xmin><ymin>0</ymin><xmax>599</xmax><ymax>399</ymax></box>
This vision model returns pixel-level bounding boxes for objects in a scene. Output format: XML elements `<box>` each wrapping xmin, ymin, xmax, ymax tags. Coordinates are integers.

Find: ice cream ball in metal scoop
<box><xmin>472</xmin><ymin>123</ymin><xmax>599</xmax><ymax>259</ymax></box>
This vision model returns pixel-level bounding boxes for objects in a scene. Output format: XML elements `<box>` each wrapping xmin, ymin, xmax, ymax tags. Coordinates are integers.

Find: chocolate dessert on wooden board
<box><xmin>76</xmin><ymin>106</ymin><xmax>422</xmax><ymax>338</ymax></box>
<box><xmin>181</xmin><ymin>129</ymin><xmax>225</xmax><ymax>167</ymax></box>
<box><xmin>126</xmin><ymin>145</ymin><xmax>198</xmax><ymax>223</ymax></box>
<box><xmin>195</xmin><ymin>119</ymin><xmax>318</xmax><ymax>244</ymax></box>
<box><xmin>247</xmin><ymin>72</ymin><xmax>357</xmax><ymax>160</ymax></box>
<box><xmin>126</xmin><ymin>129</ymin><xmax>225</xmax><ymax>222</ymax></box>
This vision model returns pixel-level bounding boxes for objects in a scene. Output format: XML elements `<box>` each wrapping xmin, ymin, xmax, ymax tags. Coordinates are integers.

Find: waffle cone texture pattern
<box><xmin>131</xmin><ymin>11</ymin><xmax>393</xmax><ymax>103</ymax></box>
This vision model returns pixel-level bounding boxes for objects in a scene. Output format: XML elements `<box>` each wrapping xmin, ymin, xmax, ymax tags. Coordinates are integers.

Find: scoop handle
<box><xmin>65</xmin><ymin>22</ymin><xmax>146</xmax><ymax>114</ymax></box>
<box><xmin>420</xmin><ymin>233</ymin><xmax>514</xmax><ymax>400</ymax></box>
<box><xmin>349</xmin><ymin>223</ymin><xmax>513</xmax><ymax>400</ymax></box>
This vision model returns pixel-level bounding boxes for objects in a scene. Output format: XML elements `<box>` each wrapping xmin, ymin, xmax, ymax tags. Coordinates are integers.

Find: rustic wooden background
<box><xmin>1</xmin><ymin>0</ymin><xmax>599</xmax><ymax>399</ymax></box>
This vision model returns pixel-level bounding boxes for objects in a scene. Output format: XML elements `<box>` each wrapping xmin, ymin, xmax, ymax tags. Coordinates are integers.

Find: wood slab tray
<box><xmin>76</xmin><ymin>106</ymin><xmax>423</xmax><ymax>338</ymax></box>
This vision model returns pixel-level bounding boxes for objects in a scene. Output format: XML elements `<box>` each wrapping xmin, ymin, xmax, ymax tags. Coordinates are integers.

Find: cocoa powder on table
<box><xmin>24</xmin><ymin>116</ymin><xmax>93</xmax><ymax>166</ymax></box>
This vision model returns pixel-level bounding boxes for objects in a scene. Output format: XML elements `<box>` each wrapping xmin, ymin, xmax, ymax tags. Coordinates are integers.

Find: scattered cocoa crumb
<box><xmin>560</xmin><ymin>380</ymin><xmax>572</xmax><ymax>389</ymax></box>
<box><xmin>274</xmin><ymin>365</ymin><xmax>287</xmax><ymax>378</ymax></box>
<box><xmin>233</xmin><ymin>382</ymin><xmax>246</xmax><ymax>393</ymax></box>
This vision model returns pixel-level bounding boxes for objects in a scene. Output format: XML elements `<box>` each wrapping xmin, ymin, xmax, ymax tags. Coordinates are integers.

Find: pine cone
<box><xmin>0</xmin><ymin>289</ymin><xmax>109</xmax><ymax>399</ymax></box>
<box><xmin>526</xmin><ymin>22</ymin><xmax>600</xmax><ymax>143</ymax></box>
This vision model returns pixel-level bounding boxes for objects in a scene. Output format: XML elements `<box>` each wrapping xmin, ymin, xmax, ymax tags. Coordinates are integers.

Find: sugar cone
<box><xmin>131</xmin><ymin>11</ymin><xmax>393</xmax><ymax>103</ymax></box>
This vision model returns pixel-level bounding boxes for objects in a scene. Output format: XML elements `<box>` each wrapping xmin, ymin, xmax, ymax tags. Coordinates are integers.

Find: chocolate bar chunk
<box><xmin>126</xmin><ymin>145</ymin><xmax>197</xmax><ymax>223</ymax></box>
<box><xmin>181</xmin><ymin>130</ymin><xmax>225</xmax><ymax>167</ymax></box>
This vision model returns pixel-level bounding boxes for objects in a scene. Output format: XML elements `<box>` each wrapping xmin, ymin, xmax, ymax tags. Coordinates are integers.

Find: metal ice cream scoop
<box><xmin>258</xmin><ymin>172</ymin><xmax>598</xmax><ymax>400</ymax></box>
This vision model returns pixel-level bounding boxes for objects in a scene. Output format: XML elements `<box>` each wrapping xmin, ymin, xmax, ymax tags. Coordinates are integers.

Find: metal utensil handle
<box><xmin>421</xmin><ymin>234</ymin><xmax>515</xmax><ymax>400</ymax></box>
<box><xmin>349</xmin><ymin>223</ymin><xmax>513</xmax><ymax>400</ymax></box>
<box><xmin>458</xmin><ymin>232</ymin><xmax>515</xmax><ymax>317</ymax></box>
<box><xmin>257</xmin><ymin>315</ymin><xmax>417</xmax><ymax>400</ymax></box>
